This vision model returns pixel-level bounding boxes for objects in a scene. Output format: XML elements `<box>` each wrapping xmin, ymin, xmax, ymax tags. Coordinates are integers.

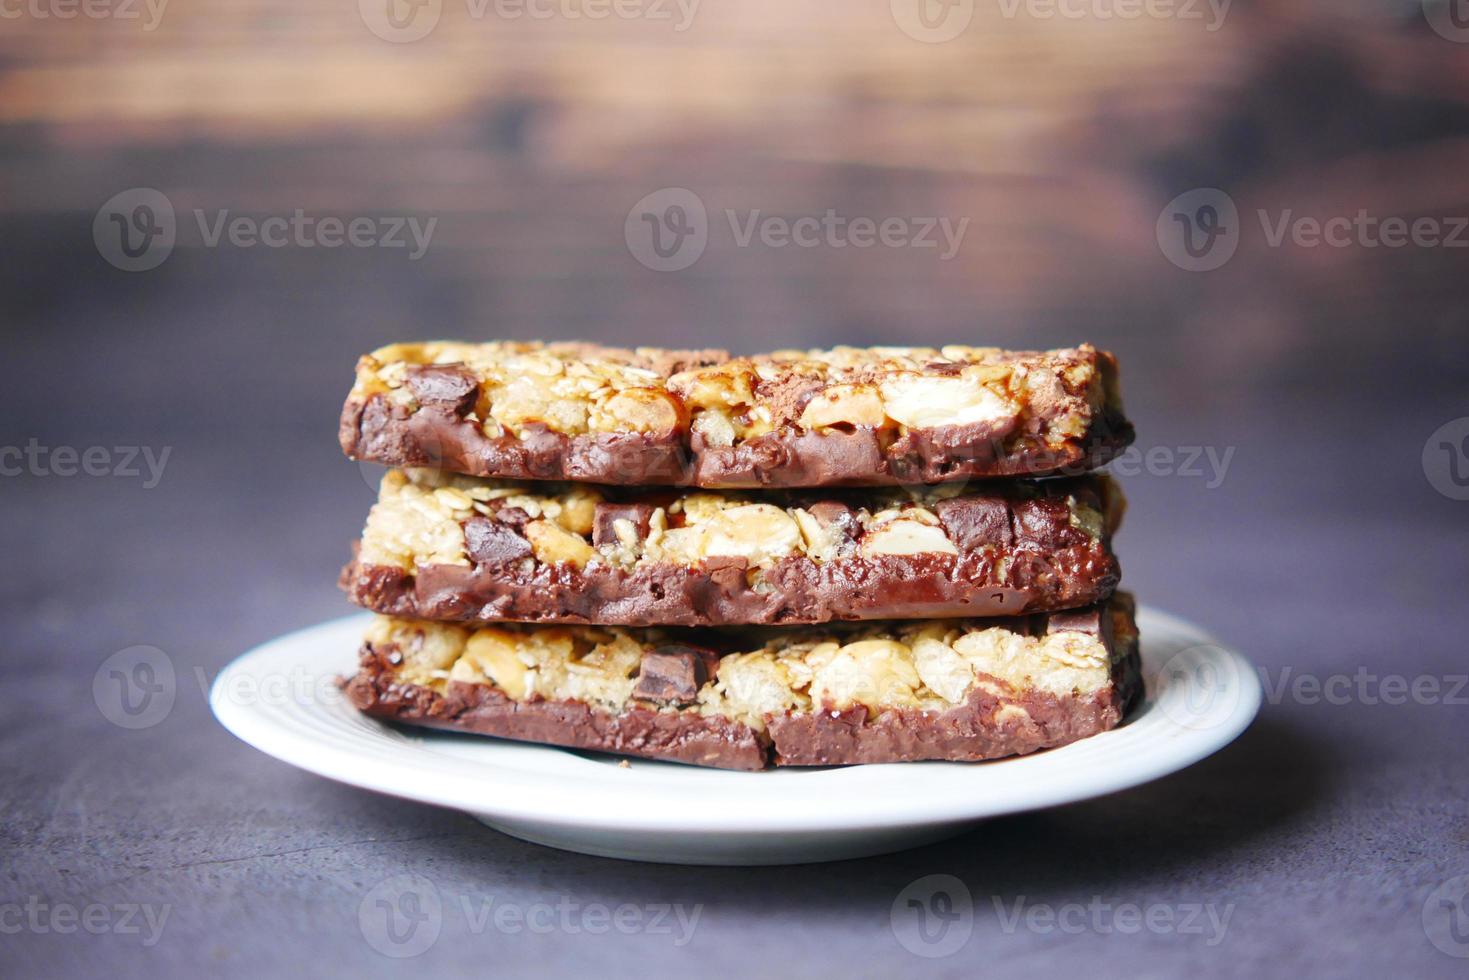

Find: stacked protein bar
<box><xmin>336</xmin><ymin>342</ymin><xmax>1141</xmax><ymax>770</ymax></box>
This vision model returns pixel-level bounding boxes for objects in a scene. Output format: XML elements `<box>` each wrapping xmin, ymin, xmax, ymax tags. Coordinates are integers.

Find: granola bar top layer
<box><xmin>342</xmin><ymin>595</ymin><xmax>1140</xmax><ymax>769</ymax></box>
<box><xmin>346</xmin><ymin>593</ymin><xmax>1145</xmax><ymax>769</ymax></box>
<box><xmin>339</xmin><ymin>341</ymin><xmax>1133</xmax><ymax>487</ymax></box>
<box><xmin>342</xmin><ymin>468</ymin><xmax>1123</xmax><ymax>625</ymax></box>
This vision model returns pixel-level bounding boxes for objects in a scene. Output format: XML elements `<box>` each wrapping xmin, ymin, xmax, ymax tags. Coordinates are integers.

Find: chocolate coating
<box><xmin>341</xmin><ymin>597</ymin><xmax>1141</xmax><ymax>770</ymax></box>
<box><xmin>342</xmin><ymin>478</ymin><xmax>1122</xmax><ymax>626</ymax></box>
<box><xmin>339</xmin><ymin>360</ymin><xmax>1133</xmax><ymax>488</ymax></box>
<box><xmin>343</xmin><ymin>646</ymin><xmax>767</xmax><ymax>771</ymax></box>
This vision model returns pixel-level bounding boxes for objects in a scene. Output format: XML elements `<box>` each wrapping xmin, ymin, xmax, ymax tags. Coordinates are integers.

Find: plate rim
<box><xmin>211</xmin><ymin>607</ymin><xmax>1261</xmax><ymax>834</ymax></box>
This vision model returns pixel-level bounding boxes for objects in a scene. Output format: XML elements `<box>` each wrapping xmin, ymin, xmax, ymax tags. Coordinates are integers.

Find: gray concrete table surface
<box><xmin>4</xmin><ymin>266</ymin><xmax>1468</xmax><ymax>978</ymax></box>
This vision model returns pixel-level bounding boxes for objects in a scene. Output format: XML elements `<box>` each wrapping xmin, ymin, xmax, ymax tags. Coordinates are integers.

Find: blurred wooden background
<box><xmin>1</xmin><ymin>0</ymin><xmax>1466</xmax><ymax>413</ymax></box>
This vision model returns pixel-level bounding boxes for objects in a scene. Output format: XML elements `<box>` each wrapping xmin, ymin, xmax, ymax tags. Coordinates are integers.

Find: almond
<box><xmin>554</xmin><ymin>487</ymin><xmax>602</xmax><ymax>536</ymax></box>
<box><xmin>596</xmin><ymin>387</ymin><xmax>684</xmax><ymax>437</ymax></box>
<box><xmin>878</xmin><ymin>374</ymin><xmax>1019</xmax><ymax>430</ymax></box>
<box><xmin>668</xmin><ymin>364</ymin><xmax>756</xmax><ymax>411</ymax></box>
<box><xmin>704</xmin><ymin>504</ymin><xmax>803</xmax><ymax>566</ymax></box>
<box><xmin>798</xmin><ymin>384</ymin><xmax>886</xmax><ymax>430</ymax></box>
<box><xmin>809</xmin><ymin>639</ymin><xmax>921</xmax><ymax>711</ymax></box>
<box><xmin>860</xmin><ymin>520</ymin><xmax>959</xmax><ymax>557</ymax></box>
<box><xmin>459</xmin><ymin>629</ymin><xmax>531</xmax><ymax>700</ymax></box>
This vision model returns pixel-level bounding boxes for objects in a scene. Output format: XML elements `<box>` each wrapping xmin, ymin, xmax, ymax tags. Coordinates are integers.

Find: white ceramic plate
<box><xmin>212</xmin><ymin>608</ymin><xmax>1260</xmax><ymax>865</ymax></box>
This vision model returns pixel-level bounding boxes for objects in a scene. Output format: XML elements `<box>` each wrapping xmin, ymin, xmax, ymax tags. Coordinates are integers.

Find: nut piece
<box><xmin>798</xmin><ymin>384</ymin><xmax>886</xmax><ymax>430</ymax></box>
<box><xmin>458</xmin><ymin>629</ymin><xmax>530</xmax><ymax>700</ymax></box>
<box><xmin>859</xmin><ymin>520</ymin><xmax>959</xmax><ymax>557</ymax></box>
<box><xmin>808</xmin><ymin>639</ymin><xmax>921</xmax><ymax>712</ymax></box>
<box><xmin>704</xmin><ymin>503</ymin><xmax>803</xmax><ymax>566</ymax></box>
<box><xmin>911</xmin><ymin>634</ymin><xmax>974</xmax><ymax>704</ymax></box>
<box><xmin>951</xmin><ymin>628</ymin><xmax>1111</xmax><ymax>697</ymax></box>
<box><xmin>668</xmin><ymin>364</ymin><xmax>757</xmax><ymax>411</ymax></box>
<box><xmin>680</xmin><ymin>493</ymin><xmax>726</xmax><ymax>525</ymax></box>
<box><xmin>368</xmin><ymin>617</ymin><xmax>468</xmax><ymax>685</ymax></box>
<box><xmin>555</xmin><ymin>487</ymin><xmax>601</xmax><ymax>536</ymax></box>
<box><xmin>701</xmin><ymin>652</ymin><xmax>807</xmax><ymax>729</ymax></box>
<box><xmin>792</xmin><ymin>500</ymin><xmax>858</xmax><ymax>562</ymax></box>
<box><xmin>791</xmin><ymin>508</ymin><xmax>827</xmax><ymax>559</ymax></box>
<box><xmin>488</xmin><ymin>371</ymin><xmax>590</xmax><ymax>436</ymax></box>
<box><xmin>525</xmin><ymin>519</ymin><xmax>595</xmax><ymax>567</ymax></box>
<box><xmin>878</xmin><ymin>375</ymin><xmax>1019</xmax><ymax>430</ymax></box>
<box><xmin>597</xmin><ymin>388</ymin><xmax>684</xmax><ymax>437</ymax></box>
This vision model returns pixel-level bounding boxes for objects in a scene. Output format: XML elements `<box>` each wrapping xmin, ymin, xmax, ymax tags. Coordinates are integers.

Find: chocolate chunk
<box><xmin>702</xmin><ymin>556</ymin><xmax>747</xmax><ymax>576</ymax></box>
<box><xmin>463</xmin><ymin>516</ymin><xmax>532</xmax><ymax>564</ymax></box>
<box><xmin>1045</xmin><ymin>607</ymin><xmax>1102</xmax><ymax>635</ymax></box>
<box><xmin>806</xmin><ymin>500</ymin><xmax>859</xmax><ymax>540</ymax></box>
<box><xmin>1012</xmin><ymin>498</ymin><xmax>1075</xmax><ymax>548</ymax></box>
<box><xmin>404</xmin><ymin>364</ymin><xmax>479</xmax><ymax>417</ymax></box>
<box><xmin>935</xmin><ymin>496</ymin><xmax>1014</xmax><ymax>549</ymax></box>
<box><xmin>593</xmin><ymin>502</ymin><xmax>655</xmax><ymax>547</ymax></box>
<box><xmin>633</xmin><ymin>645</ymin><xmax>718</xmax><ymax>705</ymax></box>
<box><xmin>922</xmin><ymin>360</ymin><xmax>965</xmax><ymax>377</ymax></box>
<box><xmin>495</xmin><ymin>506</ymin><xmax>531</xmax><ymax>529</ymax></box>
<box><xmin>757</xmin><ymin>374</ymin><xmax>825</xmax><ymax>426</ymax></box>
<box><xmin>639</xmin><ymin>348</ymin><xmax>730</xmax><ymax>377</ymax></box>
<box><xmin>1066</xmin><ymin>482</ymin><xmax>1101</xmax><ymax>513</ymax></box>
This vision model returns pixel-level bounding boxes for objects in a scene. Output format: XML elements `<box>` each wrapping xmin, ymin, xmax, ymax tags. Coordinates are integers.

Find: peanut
<box><xmin>525</xmin><ymin>519</ymin><xmax>595</xmax><ymax>567</ymax></box>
